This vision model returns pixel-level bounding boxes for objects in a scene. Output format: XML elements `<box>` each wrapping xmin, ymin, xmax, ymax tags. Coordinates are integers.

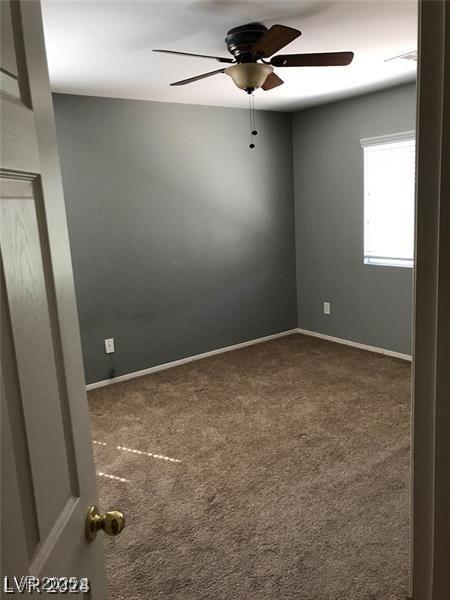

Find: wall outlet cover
<box><xmin>104</xmin><ymin>338</ymin><xmax>115</xmax><ymax>354</ymax></box>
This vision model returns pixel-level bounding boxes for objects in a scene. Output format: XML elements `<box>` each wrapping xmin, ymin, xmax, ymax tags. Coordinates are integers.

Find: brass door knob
<box><xmin>86</xmin><ymin>505</ymin><xmax>125</xmax><ymax>542</ymax></box>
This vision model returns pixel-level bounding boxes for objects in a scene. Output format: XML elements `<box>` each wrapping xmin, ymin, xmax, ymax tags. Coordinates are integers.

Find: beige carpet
<box><xmin>89</xmin><ymin>333</ymin><xmax>411</xmax><ymax>600</ymax></box>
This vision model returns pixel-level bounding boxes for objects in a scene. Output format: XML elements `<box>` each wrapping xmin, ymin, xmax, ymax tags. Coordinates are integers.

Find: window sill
<box><xmin>364</xmin><ymin>257</ymin><xmax>414</xmax><ymax>268</ymax></box>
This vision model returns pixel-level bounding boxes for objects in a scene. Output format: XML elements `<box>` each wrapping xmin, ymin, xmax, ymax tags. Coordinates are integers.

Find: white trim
<box><xmin>360</xmin><ymin>130</ymin><xmax>415</xmax><ymax>148</ymax></box>
<box><xmin>364</xmin><ymin>256</ymin><xmax>414</xmax><ymax>268</ymax></box>
<box><xmin>296</xmin><ymin>328</ymin><xmax>412</xmax><ymax>361</ymax></box>
<box><xmin>86</xmin><ymin>327</ymin><xmax>412</xmax><ymax>390</ymax></box>
<box><xmin>85</xmin><ymin>329</ymin><xmax>298</xmax><ymax>390</ymax></box>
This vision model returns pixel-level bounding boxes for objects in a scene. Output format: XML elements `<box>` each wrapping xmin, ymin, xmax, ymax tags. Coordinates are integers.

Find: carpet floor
<box><xmin>88</xmin><ymin>333</ymin><xmax>411</xmax><ymax>600</ymax></box>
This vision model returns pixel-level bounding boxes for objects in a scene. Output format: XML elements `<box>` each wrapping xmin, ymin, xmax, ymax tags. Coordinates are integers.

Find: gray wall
<box><xmin>293</xmin><ymin>83</ymin><xmax>416</xmax><ymax>355</ymax></box>
<box><xmin>54</xmin><ymin>94</ymin><xmax>297</xmax><ymax>384</ymax></box>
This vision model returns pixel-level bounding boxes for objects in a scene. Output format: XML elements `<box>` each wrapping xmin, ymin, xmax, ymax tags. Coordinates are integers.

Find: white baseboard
<box><xmin>86</xmin><ymin>329</ymin><xmax>298</xmax><ymax>391</ymax></box>
<box><xmin>86</xmin><ymin>326</ymin><xmax>412</xmax><ymax>391</ymax></box>
<box><xmin>296</xmin><ymin>327</ymin><xmax>412</xmax><ymax>361</ymax></box>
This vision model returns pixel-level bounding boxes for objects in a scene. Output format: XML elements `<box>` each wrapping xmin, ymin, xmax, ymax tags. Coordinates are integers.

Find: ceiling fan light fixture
<box><xmin>224</xmin><ymin>63</ymin><xmax>273</xmax><ymax>91</ymax></box>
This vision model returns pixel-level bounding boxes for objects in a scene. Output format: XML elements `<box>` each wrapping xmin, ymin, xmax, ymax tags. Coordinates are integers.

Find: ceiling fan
<box><xmin>153</xmin><ymin>22</ymin><xmax>354</xmax><ymax>94</ymax></box>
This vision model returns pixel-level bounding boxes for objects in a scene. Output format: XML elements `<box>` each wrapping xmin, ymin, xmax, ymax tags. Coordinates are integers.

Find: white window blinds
<box><xmin>361</xmin><ymin>132</ymin><xmax>416</xmax><ymax>267</ymax></box>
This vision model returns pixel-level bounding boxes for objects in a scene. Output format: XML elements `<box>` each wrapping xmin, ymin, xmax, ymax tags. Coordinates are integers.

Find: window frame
<box><xmin>360</xmin><ymin>130</ymin><xmax>416</xmax><ymax>269</ymax></box>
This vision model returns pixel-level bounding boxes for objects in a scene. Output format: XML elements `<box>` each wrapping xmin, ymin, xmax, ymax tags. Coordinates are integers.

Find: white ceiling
<box><xmin>41</xmin><ymin>0</ymin><xmax>418</xmax><ymax>112</ymax></box>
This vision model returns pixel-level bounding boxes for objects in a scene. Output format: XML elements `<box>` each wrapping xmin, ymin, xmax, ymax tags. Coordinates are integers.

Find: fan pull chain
<box><xmin>248</xmin><ymin>93</ymin><xmax>258</xmax><ymax>149</ymax></box>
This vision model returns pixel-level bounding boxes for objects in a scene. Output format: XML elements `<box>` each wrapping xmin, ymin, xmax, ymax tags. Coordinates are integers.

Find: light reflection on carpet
<box><xmin>93</xmin><ymin>439</ymin><xmax>182</xmax><ymax>463</ymax></box>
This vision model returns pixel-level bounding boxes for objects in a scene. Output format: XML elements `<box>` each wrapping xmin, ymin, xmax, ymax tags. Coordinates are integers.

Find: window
<box><xmin>361</xmin><ymin>131</ymin><xmax>416</xmax><ymax>267</ymax></box>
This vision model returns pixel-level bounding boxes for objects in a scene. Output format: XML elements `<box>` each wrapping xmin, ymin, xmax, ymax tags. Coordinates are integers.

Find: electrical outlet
<box><xmin>323</xmin><ymin>302</ymin><xmax>331</xmax><ymax>315</ymax></box>
<box><xmin>104</xmin><ymin>338</ymin><xmax>115</xmax><ymax>354</ymax></box>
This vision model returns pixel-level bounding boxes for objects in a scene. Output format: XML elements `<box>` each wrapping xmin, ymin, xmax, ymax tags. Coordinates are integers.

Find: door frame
<box><xmin>411</xmin><ymin>1</ymin><xmax>450</xmax><ymax>599</ymax></box>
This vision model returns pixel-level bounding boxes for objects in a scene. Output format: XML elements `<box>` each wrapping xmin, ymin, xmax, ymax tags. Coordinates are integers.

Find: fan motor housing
<box><xmin>225</xmin><ymin>22</ymin><xmax>268</xmax><ymax>62</ymax></box>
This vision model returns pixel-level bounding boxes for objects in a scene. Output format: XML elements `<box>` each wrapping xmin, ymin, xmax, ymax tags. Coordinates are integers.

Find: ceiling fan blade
<box><xmin>153</xmin><ymin>49</ymin><xmax>234</xmax><ymax>64</ymax></box>
<box><xmin>251</xmin><ymin>24</ymin><xmax>301</xmax><ymax>58</ymax></box>
<box><xmin>170</xmin><ymin>68</ymin><xmax>226</xmax><ymax>86</ymax></box>
<box><xmin>262</xmin><ymin>72</ymin><xmax>284</xmax><ymax>91</ymax></box>
<box><xmin>271</xmin><ymin>51</ymin><xmax>354</xmax><ymax>67</ymax></box>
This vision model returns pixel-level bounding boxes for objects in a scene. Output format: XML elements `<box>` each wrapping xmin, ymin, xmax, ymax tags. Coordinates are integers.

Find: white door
<box><xmin>1</xmin><ymin>1</ymin><xmax>122</xmax><ymax>596</ymax></box>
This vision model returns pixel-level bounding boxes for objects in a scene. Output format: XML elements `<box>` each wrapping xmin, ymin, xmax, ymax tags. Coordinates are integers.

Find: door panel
<box><xmin>0</xmin><ymin>0</ymin><xmax>20</xmax><ymax>99</ymax></box>
<box><xmin>1</xmin><ymin>0</ymin><xmax>19</xmax><ymax>76</ymax></box>
<box><xmin>1</xmin><ymin>265</ymin><xmax>33</xmax><ymax>572</ymax></box>
<box><xmin>1</xmin><ymin>178</ymin><xmax>75</xmax><ymax>546</ymax></box>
